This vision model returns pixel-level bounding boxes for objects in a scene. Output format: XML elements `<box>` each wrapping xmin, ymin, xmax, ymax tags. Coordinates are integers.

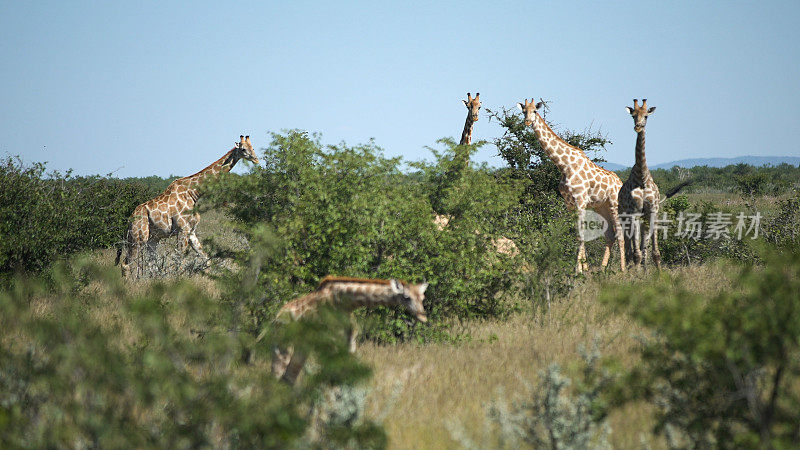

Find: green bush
<box><xmin>450</xmin><ymin>342</ymin><xmax>616</xmax><ymax>449</ymax></box>
<box><xmin>0</xmin><ymin>157</ymin><xmax>167</xmax><ymax>279</ymax></box>
<box><xmin>0</xmin><ymin>254</ymin><xmax>384</xmax><ymax>448</ymax></box>
<box><xmin>763</xmin><ymin>194</ymin><xmax>800</xmax><ymax>251</ymax></box>
<box><xmin>202</xmin><ymin>131</ymin><xmax>523</xmax><ymax>343</ymax></box>
<box><xmin>601</xmin><ymin>249</ymin><xmax>800</xmax><ymax>448</ymax></box>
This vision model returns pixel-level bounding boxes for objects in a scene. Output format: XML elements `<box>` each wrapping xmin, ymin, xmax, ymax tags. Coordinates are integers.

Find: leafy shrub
<box><xmin>450</xmin><ymin>342</ymin><xmax>615</xmax><ymax>449</ymax></box>
<box><xmin>0</xmin><ymin>253</ymin><xmax>383</xmax><ymax>448</ymax></box>
<box><xmin>0</xmin><ymin>157</ymin><xmax>166</xmax><ymax>279</ymax></box>
<box><xmin>601</xmin><ymin>249</ymin><xmax>800</xmax><ymax>448</ymax></box>
<box><xmin>763</xmin><ymin>194</ymin><xmax>800</xmax><ymax>251</ymax></box>
<box><xmin>655</xmin><ymin>196</ymin><xmax>757</xmax><ymax>266</ymax></box>
<box><xmin>646</xmin><ymin>163</ymin><xmax>800</xmax><ymax>196</ymax></box>
<box><xmin>202</xmin><ymin>131</ymin><xmax>523</xmax><ymax>343</ymax></box>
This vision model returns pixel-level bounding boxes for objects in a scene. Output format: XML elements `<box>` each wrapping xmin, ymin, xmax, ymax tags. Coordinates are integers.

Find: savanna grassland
<box><xmin>2</xmin><ymin>115</ymin><xmax>799</xmax><ymax>448</ymax></box>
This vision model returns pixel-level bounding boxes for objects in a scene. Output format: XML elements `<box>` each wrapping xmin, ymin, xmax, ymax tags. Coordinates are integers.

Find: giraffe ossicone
<box><xmin>116</xmin><ymin>135</ymin><xmax>260</xmax><ymax>278</ymax></box>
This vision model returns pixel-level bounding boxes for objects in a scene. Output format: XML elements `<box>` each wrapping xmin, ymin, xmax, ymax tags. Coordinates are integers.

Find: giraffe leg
<box><xmin>272</xmin><ymin>346</ymin><xmax>293</xmax><ymax>380</ymax></box>
<box><xmin>122</xmin><ymin>214</ymin><xmax>149</xmax><ymax>278</ymax></box>
<box><xmin>640</xmin><ymin>217</ymin><xmax>650</xmax><ymax>269</ymax></box>
<box><xmin>281</xmin><ymin>351</ymin><xmax>307</xmax><ymax>385</ymax></box>
<box><xmin>576</xmin><ymin>209</ymin><xmax>587</xmax><ymax>274</ymax></box>
<box><xmin>121</xmin><ymin>241</ymin><xmax>138</xmax><ymax>278</ymax></box>
<box><xmin>600</xmin><ymin>244</ymin><xmax>611</xmax><ymax>271</ymax></box>
<box><xmin>187</xmin><ymin>232</ymin><xmax>209</xmax><ymax>265</ymax></box>
<box><xmin>631</xmin><ymin>215</ymin><xmax>643</xmax><ymax>268</ymax></box>
<box><xmin>650</xmin><ymin>210</ymin><xmax>662</xmax><ymax>270</ymax></box>
<box><xmin>609</xmin><ymin>208</ymin><xmax>626</xmax><ymax>272</ymax></box>
<box><xmin>623</xmin><ymin>221</ymin><xmax>635</xmax><ymax>268</ymax></box>
<box><xmin>347</xmin><ymin>314</ymin><xmax>359</xmax><ymax>354</ymax></box>
<box><xmin>177</xmin><ymin>214</ymin><xmax>209</xmax><ymax>267</ymax></box>
<box><xmin>596</xmin><ymin>208</ymin><xmax>615</xmax><ymax>270</ymax></box>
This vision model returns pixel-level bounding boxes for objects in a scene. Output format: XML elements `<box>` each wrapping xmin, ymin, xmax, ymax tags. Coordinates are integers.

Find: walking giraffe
<box><xmin>271</xmin><ymin>276</ymin><xmax>428</xmax><ymax>385</ymax></box>
<box><xmin>517</xmin><ymin>98</ymin><xmax>626</xmax><ymax>273</ymax></box>
<box><xmin>116</xmin><ymin>135</ymin><xmax>260</xmax><ymax>277</ymax></box>
<box><xmin>619</xmin><ymin>99</ymin><xmax>661</xmax><ymax>269</ymax></box>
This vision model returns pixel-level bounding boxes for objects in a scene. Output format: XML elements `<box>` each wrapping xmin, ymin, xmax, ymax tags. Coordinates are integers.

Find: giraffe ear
<box><xmin>625</xmin><ymin>106</ymin><xmax>634</xmax><ymax>114</ymax></box>
<box><xmin>389</xmin><ymin>279</ymin><xmax>404</xmax><ymax>294</ymax></box>
<box><xmin>516</xmin><ymin>103</ymin><xmax>523</xmax><ymax>111</ymax></box>
<box><xmin>463</xmin><ymin>99</ymin><xmax>469</xmax><ymax>107</ymax></box>
<box><xmin>647</xmin><ymin>107</ymin><xmax>656</xmax><ymax>114</ymax></box>
<box><xmin>535</xmin><ymin>102</ymin><xmax>544</xmax><ymax>110</ymax></box>
<box><xmin>419</xmin><ymin>282</ymin><xmax>429</xmax><ymax>293</ymax></box>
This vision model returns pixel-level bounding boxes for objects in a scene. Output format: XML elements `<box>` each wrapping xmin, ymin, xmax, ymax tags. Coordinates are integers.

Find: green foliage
<box><xmin>203</xmin><ymin>131</ymin><xmax>523</xmax><ymax>343</ymax></box>
<box><xmin>601</xmin><ymin>249</ymin><xmax>800</xmax><ymax>448</ymax></box>
<box><xmin>523</xmin><ymin>215</ymin><xmax>576</xmax><ymax>315</ymax></box>
<box><xmin>763</xmin><ymin>194</ymin><xmax>800</xmax><ymax>251</ymax></box>
<box><xmin>655</xmin><ymin>196</ymin><xmax>757</xmax><ymax>266</ymax></box>
<box><xmin>450</xmin><ymin>342</ymin><xmax>616</xmax><ymax>449</ymax></box>
<box><xmin>0</xmin><ymin>157</ymin><xmax>168</xmax><ymax>278</ymax></box>
<box><xmin>641</xmin><ymin>163</ymin><xmax>800</xmax><ymax>196</ymax></box>
<box><xmin>0</xmin><ymin>252</ymin><xmax>384</xmax><ymax>448</ymax></box>
<box><xmin>306</xmin><ymin>385</ymin><xmax>387</xmax><ymax>449</ymax></box>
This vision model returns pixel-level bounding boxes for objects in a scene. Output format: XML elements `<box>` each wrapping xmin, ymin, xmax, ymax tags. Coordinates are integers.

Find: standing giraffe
<box><xmin>517</xmin><ymin>98</ymin><xmax>626</xmax><ymax>273</ymax></box>
<box><xmin>619</xmin><ymin>99</ymin><xmax>661</xmax><ymax>269</ymax></box>
<box><xmin>460</xmin><ymin>92</ymin><xmax>481</xmax><ymax>145</ymax></box>
<box><xmin>271</xmin><ymin>276</ymin><xmax>428</xmax><ymax>385</ymax></box>
<box><xmin>116</xmin><ymin>135</ymin><xmax>260</xmax><ymax>277</ymax></box>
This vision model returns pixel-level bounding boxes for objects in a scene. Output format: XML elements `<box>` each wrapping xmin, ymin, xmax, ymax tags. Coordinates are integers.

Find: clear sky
<box><xmin>1</xmin><ymin>1</ymin><xmax>798</xmax><ymax>177</ymax></box>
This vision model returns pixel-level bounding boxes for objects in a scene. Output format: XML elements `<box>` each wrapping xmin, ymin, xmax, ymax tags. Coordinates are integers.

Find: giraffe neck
<box><xmin>195</xmin><ymin>148</ymin><xmax>240</xmax><ymax>178</ymax></box>
<box><xmin>531</xmin><ymin>113</ymin><xmax>588</xmax><ymax>174</ymax></box>
<box><xmin>631</xmin><ymin>130</ymin><xmax>648</xmax><ymax>183</ymax></box>
<box><xmin>460</xmin><ymin>114</ymin><xmax>475</xmax><ymax>145</ymax></box>
<box><xmin>179</xmin><ymin>148</ymin><xmax>239</xmax><ymax>192</ymax></box>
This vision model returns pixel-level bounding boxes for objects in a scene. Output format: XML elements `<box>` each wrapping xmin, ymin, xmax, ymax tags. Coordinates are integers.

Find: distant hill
<box><xmin>598</xmin><ymin>156</ymin><xmax>800</xmax><ymax>171</ymax></box>
<box><xmin>596</xmin><ymin>161</ymin><xmax>628</xmax><ymax>171</ymax></box>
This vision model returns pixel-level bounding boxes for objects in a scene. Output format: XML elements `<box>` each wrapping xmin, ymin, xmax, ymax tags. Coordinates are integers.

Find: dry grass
<box><xmin>358</xmin><ymin>264</ymin><xmax>730</xmax><ymax>449</ymax></box>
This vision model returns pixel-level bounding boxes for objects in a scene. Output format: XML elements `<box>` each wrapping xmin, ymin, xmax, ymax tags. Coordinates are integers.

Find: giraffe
<box><xmin>115</xmin><ymin>135</ymin><xmax>260</xmax><ymax>277</ymax></box>
<box><xmin>619</xmin><ymin>99</ymin><xmax>661</xmax><ymax>269</ymax></box>
<box><xmin>517</xmin><ymin>98</ymin><xmax>626</xmax><ymax>273</ymax></box>
<box><xmin>271</xmin><ymin>276</ymin><xmax>428</xmax><ymax>385</ymax></box>
<box><xmin>460</xmin><ymin>92</ymin><xmax>481</xmax><ymax>145</ymax></box>
<box><xmin>432</xmin><ymin>92</ymin><xmax>480</xmax><ymax>228</ymax></box>
<box><xmin>434</xmin><ymin>92</ymin><xmax>520</xmax><ymax>256</ymax></box>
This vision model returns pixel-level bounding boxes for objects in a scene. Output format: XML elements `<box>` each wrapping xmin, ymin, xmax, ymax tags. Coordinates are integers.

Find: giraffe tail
<box><xmin>660</xmin><ymin>179</ymin><xmax>695</xmax><ymax>203</ymax></box>
<box><xmin>115</xmin><ymin>246</ymin><xmax>123</xmax><ymax>266</ymax></box>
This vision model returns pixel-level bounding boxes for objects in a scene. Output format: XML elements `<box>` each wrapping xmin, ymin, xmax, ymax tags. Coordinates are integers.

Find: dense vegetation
<box><xmin>0</xmin><ymin>255</ymin><xmax>384</xmax><ymax>448</ymax></box>
<box><xmin>1</xmin><ymin>116</ymin><xmax>799</xmax><ymax>447</ymax></box>
<box><xmin>201</xmin><ymin>132</ymin><xmax>524</xmax><ymax>343</ymax></box>
<box><xmin>0</xmin><ymin>157</ymin><xmax>172</xmax><ymax>280</ymax></box>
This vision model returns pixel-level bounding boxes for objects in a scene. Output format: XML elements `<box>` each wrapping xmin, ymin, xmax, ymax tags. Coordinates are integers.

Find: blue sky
<box><xmin>1</xmin><ymin>1</ymin><xmax>798</xmax><ymax>177</ymax></box>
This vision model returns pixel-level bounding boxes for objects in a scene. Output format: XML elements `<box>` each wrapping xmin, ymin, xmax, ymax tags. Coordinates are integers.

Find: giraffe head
<box><xmin>463</xmin><ymin>92</ymin><xmax>481</xmax><ymax>122</ymax></box>
<box><xmin>516</xmin><ymin>98</ymin><xmax>545</xmax><ymax>126</ymax></box>
<box><xmin>390</xmin><ymin>279</ymin><xmax>428</xmax><ymax>323</ymax></box>
<box><xmin>234</xmin><ymin>135</ymin><xmax>260</xmax><ymax>165</ymax></box>
<box><xmin>625</xmin><ymin>99</ymin><xmax>656</xmax><ymax>133</ymax></box>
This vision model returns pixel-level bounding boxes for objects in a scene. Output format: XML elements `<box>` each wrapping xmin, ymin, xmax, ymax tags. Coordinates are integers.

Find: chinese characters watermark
<box><xmin>579</xmin><ymin>211</ymin><xmax>762</xmax><ymax>241</ymax></box>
